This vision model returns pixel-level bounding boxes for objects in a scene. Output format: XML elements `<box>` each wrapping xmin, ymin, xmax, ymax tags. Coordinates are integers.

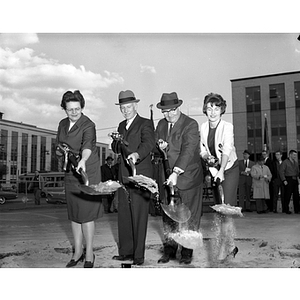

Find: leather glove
<box><xmin>166</xmin><ymin>172</ymin><xmax>178</xmax><ymax>186</ymax></box>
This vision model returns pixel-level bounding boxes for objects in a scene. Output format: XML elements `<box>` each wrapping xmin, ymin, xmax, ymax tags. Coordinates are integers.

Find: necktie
<box><xmin>168</xmin><ymin>123</ymin><xmax>173</xmax><ymax>136</ymax></box>
<box><xmin>244</xmin><ymin>160</ymin><xmax>247</xmax><ymax>168</ymax></box>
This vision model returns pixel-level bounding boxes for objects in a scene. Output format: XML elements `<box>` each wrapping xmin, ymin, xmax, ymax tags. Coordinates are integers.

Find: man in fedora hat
<box><xmin>155</xmin><ymin>92</ymin><xmax>204</xmax><ymax>265</ymax></box>
<box><xmin>111</xmin><ymin>90</ymin><xmax>155</xmax><ymax>266</ymax></box>
<box><xmin>238</xmin><ymin>150</ymin><xmax>255</xmax><ymax>212</ymax></box>
<box><xmin>101</xmin><ymin>156</ymin><xmax>117</xmax><ymax>213</ymax></box>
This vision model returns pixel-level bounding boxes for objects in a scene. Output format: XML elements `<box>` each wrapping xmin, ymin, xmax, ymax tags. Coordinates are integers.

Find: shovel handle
<box><xmin>169</xmin><ymin>184</ymin><xmax>175</xmax><ymax>196</ymax></box>
<box><xmin>68</xmin><ymin>153</ymin><xmax>89</xmax><ymax>186</ymax></box>
<box><xmin>128</xmin><ymin>158</ymin><xmax>136</xmax><ymax>176</ymax></box>
<box><xmin>168</xmin><ymin>184</ymin><xmax>176</xmax><ymax>207</ymax></box>
<box><xmin>215</xmin><ymin>178</ymin><xmax>225</xmax><ymax>204</ymax></box>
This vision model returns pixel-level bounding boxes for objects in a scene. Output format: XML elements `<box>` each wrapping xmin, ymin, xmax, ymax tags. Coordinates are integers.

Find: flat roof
<box><xmin>0</xmin><ymin>119</ymin><xmax>56</xmax><ymax>133</ymax></box>
<box><xmin>230</xmin><ymin>70</ymin><xmax>300</xmax><ymax>82</ymax></box>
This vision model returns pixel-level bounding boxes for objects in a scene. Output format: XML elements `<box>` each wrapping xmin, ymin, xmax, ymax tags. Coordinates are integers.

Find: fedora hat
<box><xmin>115</xmin><ymin>90</ymin><xmax>140</xmax><ymax>105</ymax></box>
<box><xmin>243</xmin><ymin>150</ymin><xmax>251</xmax><ymax>155</ymax></box>
<box><xmin>157</xmin><ymin>92</ymin><xmax>183</xmax><ymax>109</ymax></box>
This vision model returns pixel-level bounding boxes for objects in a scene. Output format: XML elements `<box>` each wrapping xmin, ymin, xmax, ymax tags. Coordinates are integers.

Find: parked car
<box><xmin>42</xmin><ymin>181</ymin><xmax>66</xmax><ymax>204</ymax></box>
<box><xmin>0</xmin><ymin>183</ymin><xmax>17</xmax><ymax>192</ymax></box>
<box><xmin>0</xmin><ymin>190</ymin><xmax>18</xmax><ymax>204</ymax></box>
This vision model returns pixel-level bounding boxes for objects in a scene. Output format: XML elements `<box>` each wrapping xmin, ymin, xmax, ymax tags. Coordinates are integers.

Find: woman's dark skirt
<box><xmin>65</xmin><ymin>171</ymin><xmax>103</xmax><ymax>224</ymax></box>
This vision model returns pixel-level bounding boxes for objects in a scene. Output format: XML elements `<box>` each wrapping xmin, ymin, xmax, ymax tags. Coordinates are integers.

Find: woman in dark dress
<box><xmin>56</xmin><ymin>90</ymin><xmax>102</xmax><ymax>268</ymax></box>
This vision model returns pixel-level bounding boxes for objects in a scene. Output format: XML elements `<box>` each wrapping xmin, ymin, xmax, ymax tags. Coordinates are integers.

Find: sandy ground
<box><xmin>1</xmin><ymin>201</ymin><xmax>300</xmax><ymax>300</ymax></box>
<box><xmin>1</xmin><ymin>206</ymin><xmax>300</xmax><ymax>269</ymax></box>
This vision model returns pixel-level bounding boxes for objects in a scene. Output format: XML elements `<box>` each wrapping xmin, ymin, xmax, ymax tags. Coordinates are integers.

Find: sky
<box><xmin>1</xmin><ymin>2</ymin><xmax>300</xmax><ymax>147</ymax></box>
<box><xmin>2</xmin><ymin>32</ymin><xmax>300</xmax><ymax>146</ymax></box>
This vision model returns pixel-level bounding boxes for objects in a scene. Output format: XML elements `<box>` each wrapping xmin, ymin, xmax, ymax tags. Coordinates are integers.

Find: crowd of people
<box><xmin>55</xmin><ymin>89</ymin><xmax>300</xmax><ymax>268</ymax></box>
<box><xmin>238</xmin><ymin>149</ymin><xmax>300</xmax><ymax>215</ymax></box>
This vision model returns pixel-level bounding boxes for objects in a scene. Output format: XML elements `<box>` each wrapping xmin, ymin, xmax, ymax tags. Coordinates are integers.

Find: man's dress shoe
<box><xmin>112</xmin><ymin>254</ymin><xmax>134</xmax><ymax>261</ymax></box>
<box><xmin>158</xmin><ymin>253</ymin><xmax>176</xmax><ymax>264</ymax></box>
<box><xmin>132</xmin><ymin>258</ymin><xmax>144</xmax><ymax>266</ymax></box>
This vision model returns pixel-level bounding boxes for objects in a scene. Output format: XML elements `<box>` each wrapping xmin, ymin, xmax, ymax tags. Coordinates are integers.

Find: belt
<box><xmin>286</xmin><ymin>176</ymin><xmax>297</xmax><ymax>180</ymax></box>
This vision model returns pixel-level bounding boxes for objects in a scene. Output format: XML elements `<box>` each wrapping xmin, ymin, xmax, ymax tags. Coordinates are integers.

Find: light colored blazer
<box><xmin>200</xmin><ymin>119</ymin><xmax>237</xmax><ymax>171</ymax></box>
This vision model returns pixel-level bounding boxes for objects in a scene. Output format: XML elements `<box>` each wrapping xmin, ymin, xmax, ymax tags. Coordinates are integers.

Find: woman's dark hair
<box><xmin>60</xmin><ymin>90</ymin><xmax>85</xmax><ymax>110</ymax></box>
<box><xmin>202</xmin><ymin>92</ymin><xmax>227</xmax><ymax>116</ymax></box>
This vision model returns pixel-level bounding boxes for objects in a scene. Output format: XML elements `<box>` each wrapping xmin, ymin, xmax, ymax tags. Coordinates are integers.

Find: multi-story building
<box><xmin>231</xmin><ymin>71</ymin><xmax>300</xmax><ymax>161</ymax></box>
<box><xmin>0</xmin><ymin>113</ymin><xmax>115</xmax><ymax>184</ymax></box>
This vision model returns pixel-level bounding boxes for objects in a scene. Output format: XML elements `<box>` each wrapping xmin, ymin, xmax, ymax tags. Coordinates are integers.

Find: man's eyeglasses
<box><xmin>66</xmin><ymin>107</ymin><xmax>81</xmax><ymax>113</ymax></box>
<box><xmin>162</xmin><ymin>108</ymin><xmax>177</xmax><ymax>114</ymax></box>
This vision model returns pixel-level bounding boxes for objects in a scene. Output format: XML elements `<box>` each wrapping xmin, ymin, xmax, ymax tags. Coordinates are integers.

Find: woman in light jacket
<box><xmin>200</xmin><ymin>92</ymin><xmax>239</xmax><ymax>262</ymax></box>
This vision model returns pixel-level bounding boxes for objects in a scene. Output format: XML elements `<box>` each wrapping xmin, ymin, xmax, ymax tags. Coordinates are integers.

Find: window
<box><xmin>21</xmin><ymin>133</ymin><xmax>28</xmax><ymax>174</ymax></box>
<box><xmin>295</xmin><ymin>81</ymin><xmax>300</xmax><ymax>151</ymax></box>
<box><xmin>270</xmin><ymin>83</ymin><xmax>287</xmax><ymax>153</ymax></box>
<box><xmin>31</xmin><ymin>135</ymin><xmax>37</xmax><ymax>172</ymax></box>
<box><xmin>40</xmin><ymin>136</ymin><xmax>46</xmax><ymax>171</ymax></box>
<box><xmin>246</xmin><ymin>86</ymin><xmax>262</xmax><ymax>156</ymax></box>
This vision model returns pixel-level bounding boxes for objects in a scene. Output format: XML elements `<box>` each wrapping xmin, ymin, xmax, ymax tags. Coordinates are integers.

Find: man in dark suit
<box><xmin>101</xmin><ymin>156</ymin><xmax>116</xmax><ymax>213</ymax></box>
<box><xmin>155</xmin><ymin>92</ymin><xmax>203</xmax><ymax>265</ymax></box>
<box><xmin>111</xmin><ymin>90</ymin><xmax>155</xmax><ymax>266</ymax></box>
<box><xmin>238</xmin><ymin>150</ymin><xmax>254</xmax><ymax>212</ymax></box>
<box><xmin>262</xmin><ymin>150</ymin><xmax>274</xmax><ymax>211</ymax></box>
<box><xmin>272</xmin><ymin>150</ymin><xmax>285</xmax><ymax>213</ymax></box>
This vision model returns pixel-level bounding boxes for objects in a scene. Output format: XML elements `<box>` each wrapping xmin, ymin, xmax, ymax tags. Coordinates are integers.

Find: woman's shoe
<box><xmin>84</xmin><ymin>254</ymin><xmax>95</xmax><ymax>268</ymax></box>
<box><xmin>227</xmin><ymin>246</ymin><xmax>238</xmax><ymax>258</ymax></box>
<box><xmin>66</xmin><ymin>253</ymin><xmax>84</xmax><ymax>268</ymax></box>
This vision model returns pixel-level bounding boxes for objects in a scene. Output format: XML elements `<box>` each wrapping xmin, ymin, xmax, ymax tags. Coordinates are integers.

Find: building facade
<box><xmin>0</xmin><ymin>114</ymin><xmax>115</xmax><ymax>184</ymax></box>
<box><xmin>231</xmin><ymin>71</ymin><xmax>300</xmax><ymax>161</ymax></box>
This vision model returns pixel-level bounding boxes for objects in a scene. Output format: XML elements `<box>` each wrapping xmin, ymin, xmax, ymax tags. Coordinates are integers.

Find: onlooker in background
<box><xmin>111</xmin><ymin>90</ymin><xmax>155</xmax><ymax>266</ymax></box>
<box><xmin>156</xmin><ymin>92</ymin><xmax>203</xmax><ymax>265</ymax></box>
<box><xmin>272</xmin><ymin>151</ymin><xmax>285</xmax><ymax>213</ymax></box>
<box><xmin>251</xmin><ymin>155</ymin><xmax>272</xmax><ymax>214</ymax></box>
<box><xmin>279</xmin><ymin>149</ymin><xmax>300</xmax><ymax>214</ymax></box>
<box><xmin>262</xmin><ymin>150</ymin><xmax>274</xmax><ymax>212</ymax></box>
<box><xmin>238</xmin><ymin>150</ymin><xmax>254</xmax><ymax>212</ymax></box>
<box><xmin>28</xmin><ymin>170</ymin><xmax>42</xmax><ymax>205</ymax></box>
<box><xmin>101</xmin><ymin>156</ymin><xmax>117</xmax><ymax>213</ymax></box>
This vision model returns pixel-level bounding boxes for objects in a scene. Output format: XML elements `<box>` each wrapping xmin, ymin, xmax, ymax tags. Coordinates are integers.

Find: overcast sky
<box><xmin>1</xmin><ymin>2</ymin><xmax>300</xmax><ymax>145</ymax></box>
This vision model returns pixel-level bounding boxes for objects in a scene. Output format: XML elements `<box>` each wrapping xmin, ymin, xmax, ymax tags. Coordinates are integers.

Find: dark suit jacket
<box><xmin>155</xmin><ymin>113</ymin><xmax>203</xmax><ymax>190</ymax></box>
<box><xmin>101</xmin><ymin>163</ymin><xmax>117</xmax><ymax>182</ymax></box>
<box><xmin>56</xmin><ymin>114</ymin><xmax>101</xmax><ymax>184</ymax></box>
<box><xmin>238</xmin><ymin>159</ymin><xmax>255</xmax><ymax>185</ymax></box>
<box><xmin>265</xmin><ymin>157</ymin><xmax>275</xmax><ymax>180</ymax></box>
<box><xmin>112</xmin><ymin>114</ymin><xmax>155</xmax><ymax>181</ymax></box>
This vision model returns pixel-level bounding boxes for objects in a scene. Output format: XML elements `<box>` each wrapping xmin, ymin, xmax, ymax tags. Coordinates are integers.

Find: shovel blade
<box><xmin>210</xmin><ymin>204</ymin><xmax>243</xmax><ymax>217</ymax></box>
<box><xmin>77</xmin><ymin>185</ymin><xmax>113</xmax><ymax>196</ymax></box>
<box><xmin>161</xmin><ymin>203</ymin><xmax>191</xmax><ymax>223</ymax></box>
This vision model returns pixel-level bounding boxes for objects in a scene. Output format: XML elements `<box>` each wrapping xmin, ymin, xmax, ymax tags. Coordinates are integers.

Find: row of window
<box><xmin>246</xmin><ymin>81</ymin><xmax>300</xmax><ymax>155</ymax></box>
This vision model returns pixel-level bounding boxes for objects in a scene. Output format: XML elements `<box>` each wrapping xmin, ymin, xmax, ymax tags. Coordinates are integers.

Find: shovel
<box><xmin>63</xmin><ymin>148</ymin><xmax>118</xmax><ymax>196</ymax></box>
<box><xmin>210</xmin><ymin>178</ymin><xmax>243</xmax><ymax>217</ymax></box>
<box><xmin>161</xmin><ymin>184</ymin><xmax>191</xmax><ymax>223</ymax></box>
<box><xmin>156</xmin><ymin>141</ymin><xmax>191</xmax><ymax>223</ymax></box>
